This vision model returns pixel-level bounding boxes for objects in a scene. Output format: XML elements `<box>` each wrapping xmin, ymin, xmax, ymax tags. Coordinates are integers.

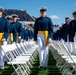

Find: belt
<box><xmin>38</xmin><ymin>31</ymin><xmax>49</xmax><ymax>46</ymax></box>
<box><xmin>0</xmin><ymin>33</ymin><xmax>4</xmax><ymax>45</ymax></box>
<box><xmin>9</xmin><ymin>33</ymin><xmax>20</xmax><ymax>43</ymax></box>
<box><xmin>38</xmin><ymin>31</ymin><xmax>48</xmax><ymax>34</ymax></box>
<box><xmin>9</xmin><ymin>33</ymin><xmax>13</xmax><ymax>44</ymax></box>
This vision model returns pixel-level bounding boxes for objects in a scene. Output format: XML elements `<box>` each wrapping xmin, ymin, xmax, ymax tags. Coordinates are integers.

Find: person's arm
<box><xmin>31</xmin><ymin>31</ymin><xmax>34</xmax><ymax>39</ymax></box>
<box><xmin>19</xmin><ymin>23</ymin><xmax>23</xmax><ymax>39</ymax></box>
<box><xmin>3</xmin><ymin>20</ymin><xmax>10</xmax><ymax>40</ymax></box>
<box><xmin>48</xmin><ymin>18</ymin><xmax>53</xmax><ymax>39</ymax></box>
<box><xmin>34</xmin><ymin>19</ymin><xmax>38</xmax><ymax>41</ymax></box>
<box><xmin>29</xmin><ymin>30</ymin><xmax>33</xmax><ymax>39</ymax></box>
<box><xmin>69</xmin><ymin>21</ymin><xmax>73</xmax><ymax>41</ymax></box>
<box><xmin>21</xmin><ymin>28</ymin><xmax>24</xmax><ymax>40</ymax></box>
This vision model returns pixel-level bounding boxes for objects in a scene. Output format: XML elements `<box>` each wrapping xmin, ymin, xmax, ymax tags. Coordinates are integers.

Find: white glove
<box><xmin>2</xmin><ymin>38</ymin><xmax>6</xmax><ymax>41</ymax></box>
<box><xmin>60</xmin><ymin>39</ymin><xmax>64</xmax><ymax>43</ymax></box>
<box><xmin>12</xmin><ymin>42</ymin><xmax>16</xmax><ymax>44</ymax></box>
<box><xmin>32</xmin><ymin>39</ymin><xmax>34</xmax><ymax>41</ymax></box>
<box><xmin>2</xmin><ymin>38</ymin><xmax>7</xmax><ymax>45</ymax></box>
<box><xmin>18</xmin><ymin>36</ymin><xmax>21</xmax><ymax>39</ymax></box>
<box><xmin>49</xmin><ymin>38</ymin><xmax>52</xmax><ymax>43</ymax></box>
<box><xmin>20</xmin><ymin>39</ymin><xmax>24</xmax><ymax>43</ymax></box>
<box><xmin>35</xmin><ymin>41</ymin><xmax>38</xmax><ymax>45</ymax></box>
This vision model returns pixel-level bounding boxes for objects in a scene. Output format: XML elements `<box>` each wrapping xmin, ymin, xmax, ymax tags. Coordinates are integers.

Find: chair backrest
<box><xmin>1</xmin><ymin>45</ymin><xmax>11</xmax><ymax>53</ymax></box>
<box><xmin>2</xmin><ymin>42</ymin><xmax>34</xmax><ymax>75</ymax></box>
<box><xmin>16</xmin><ymin>43</ymin><xmax>26</xmax><ymax>54</ymax></box>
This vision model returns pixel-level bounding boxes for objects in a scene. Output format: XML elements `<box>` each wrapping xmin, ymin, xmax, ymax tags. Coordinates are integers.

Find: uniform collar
<box><xmin>65</xmin><ymin>23</ymin><xmax>69</xmax><ymax>25</ymax></box>
<box><xmin>13</xmin><ymin>21</ymin><xmax>17</xmax><ymax>24</ymax></box>
<box><xmin>40</xmin><ymin>16</ymin><xmax>46</xmax><ymax>18</ymax></box>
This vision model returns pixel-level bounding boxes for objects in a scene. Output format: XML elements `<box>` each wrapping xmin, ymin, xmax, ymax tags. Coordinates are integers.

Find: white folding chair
<box><xmin>50</xmin><ymin>41</ymin><xmax>76</xmax><ymax>75</ymax></box>
<box><xmin>1</xmin><ymin>42</ymin><xmax>38</xmax><ymax>75</ymax></box>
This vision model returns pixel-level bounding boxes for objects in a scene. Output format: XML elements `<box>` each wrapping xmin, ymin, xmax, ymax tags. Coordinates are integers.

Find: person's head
<box><xmin>5</xmin><ymin>15</ymin><xmax>13</xmax><ymax>23</ymax></box>
<box><xmin>28</xmin><ymin>27</ymin><xmax>31</xmax><ymax>30</ymax></box>
<box><xmin>72</xmin><ymin>11</ymin><xmax>76</xmax><ymax>20</ymax></box>
<box><xmin>12</xmin><ymin>14</ymin><xmax>18</xmax><ymax>22</ymax></box>
<box><xmin>24</xmin><ymin>27</ymin><xmax>27</xmax><ymax>30</ymax></box>
<box><xmin>0</xmin><ymin>7</ymin><xmax>4</xmax><ymax>17</ymax></box>
<box><xmin>39</xmin><ymin>6</ymin><xmax>47</xmax><ymax>17</ymax></box>
<box><xmin>65</xmin><ymin>17</ymin><xmax>71</xmax><ymax>24</ymax></box>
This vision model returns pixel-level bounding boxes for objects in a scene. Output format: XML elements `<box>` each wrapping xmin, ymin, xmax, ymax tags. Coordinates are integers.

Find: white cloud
<box><xmin>50</xmin><ymin>15</ymin><xmax>60</xmax><ymax>20</ymax></box>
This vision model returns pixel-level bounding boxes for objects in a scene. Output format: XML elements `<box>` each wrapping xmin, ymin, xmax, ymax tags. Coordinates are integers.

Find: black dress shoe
<box><xmin>0</xmin><ymin>69</ymin><xmax>4</xmax><ymax>71</ymax></box>
<box><xmin>39</xmin><ymin>66</ymin><xmax>43</xmax><ymax>70</ymax></box>
<box><xmin>43</xmin><ymin>67</ymin><xmax>48</xmax><ymax>70</ymax></box>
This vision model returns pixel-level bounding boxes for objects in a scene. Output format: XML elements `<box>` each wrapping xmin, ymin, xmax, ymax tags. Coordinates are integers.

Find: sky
<box><xmin>0</xmin><ymin>0</ymin><xmax>76</xmax><ymax>25</ymax></box>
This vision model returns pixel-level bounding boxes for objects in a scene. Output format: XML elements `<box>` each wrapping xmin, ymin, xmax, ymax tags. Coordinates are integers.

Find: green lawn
<box><xmin>0</xmin><ymin>64</ymin><xmax>14</xmax><ymax>75</ymax></box>
<box><xmin>0</xmin><ymin>51</ymin><xmax>62</xmax><ymax>75</ymax></box>
<box><xmin>29</xmin><ymin>51</ymin><xmax>62</xmax><ymax>75</ymax></box>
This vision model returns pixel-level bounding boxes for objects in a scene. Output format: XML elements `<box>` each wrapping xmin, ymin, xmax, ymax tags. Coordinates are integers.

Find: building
<box><xmin>4</xmin><ymin>9</ymin><xmax>35</xmax><ymax>27</ymax></box>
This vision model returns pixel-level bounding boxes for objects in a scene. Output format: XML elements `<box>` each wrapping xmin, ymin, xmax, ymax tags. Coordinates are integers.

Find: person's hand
<box><xmin>2</xmin><ymin>38</ymin><xmax>6</xmax><ymax>41</ymax></box>
<box><xmin>20</xmin><ymin>39</ymin><xmax>24</xmax><ymax>43</ymax></box>
<box><xmin>32</xmin><ymin>39</ymin><xmax>34</xmax><ymax>41</ymax></box>
<box><xmin>18</xmin><ymin>36</ymin><xmax>21</xmax><ymax>43</ymax></box>
<box><xmin>34</xmin><ymin>41</ymin><xmax>38</xmax><ymax>45</ymax></box>
<box><xmin>49</xmin><ymin>38</ymin><xmax>52</xmax><ymax>43</ymax></box>
<box><xmin>2</xmin><ymin>38</ymin><xmax>7</xmax><ymax>45</ymax></box>
<box><xmin>18</xmin><ymin>36</ymin><xmax>21</xmax><ymax>39</ymax></box>
<box><xmin>60</xmin><ymin>39</ymin><xmax>64</xmax><ymax>43</ymax></box>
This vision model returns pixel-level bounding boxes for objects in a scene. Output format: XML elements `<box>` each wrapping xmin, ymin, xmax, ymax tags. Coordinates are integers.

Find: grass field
<box><xmin>30</xmin><ymin>51</ymin><xmax>61</xmax><ymax>75</ymax></box>
<box><xmin>0</xmin><ymin>51</ymin><xmax>62</xmax><ymax>75</ymax></box>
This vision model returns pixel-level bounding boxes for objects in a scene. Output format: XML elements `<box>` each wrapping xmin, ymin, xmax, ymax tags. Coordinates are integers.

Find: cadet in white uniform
<box><xmin>69</xmin><ymin>11</ymin><xmax>76</xmax><ymax>55</ymax></box>
<box><xmin>34</xmin><ymin>7</ymin><xmax>53</xmax><ymax>70</ymax></box>
<box><xmin>0</xmin><ymin>7</ymin><xmax>9</xmax><ymax>71</ymax></box>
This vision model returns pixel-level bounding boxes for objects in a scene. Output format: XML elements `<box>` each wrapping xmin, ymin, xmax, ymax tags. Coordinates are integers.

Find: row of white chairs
<box><xmin>1</xmin><ymin>41</ymin><xmax>38</xmax><ymax>75</ymax></box>
<box><xmin>49</xmin><ymin>41</ymin><xmax>76</xmax><ymax>75</ymax></box>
